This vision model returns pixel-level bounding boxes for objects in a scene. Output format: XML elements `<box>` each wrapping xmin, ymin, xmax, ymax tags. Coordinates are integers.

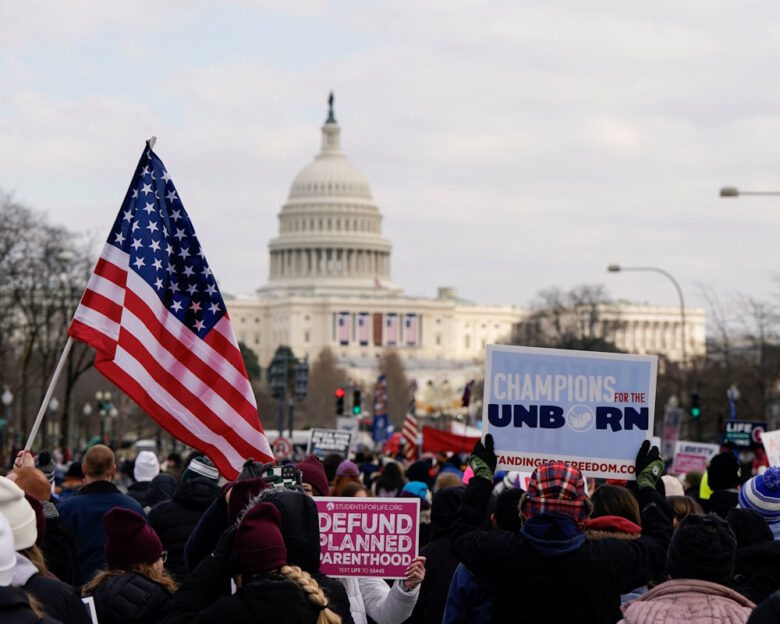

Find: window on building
<box><xmin>254</xmin><ymin>334</ymin><xmax>260</xmax><ymax>345</ymax></box>
<box><xmin>304</xmin><ymin>331</ymin><xmax>310</xmax><ymax>343</ymax></box>
<box><xmin>465</xmin><ymin>335</ymin><xmax>471</xmax><ymax>349</ymax></box>
<box><xmin>435</xmin><ymin>334</ymin><xmax>441</xmax><ymax>345</ymax></box>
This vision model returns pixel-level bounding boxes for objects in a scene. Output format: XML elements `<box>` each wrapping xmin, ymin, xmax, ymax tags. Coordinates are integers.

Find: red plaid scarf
<box><xmin>521</xmin><ymin>461</ymin><xmax>589</xmax><ymax>528</ymax></box>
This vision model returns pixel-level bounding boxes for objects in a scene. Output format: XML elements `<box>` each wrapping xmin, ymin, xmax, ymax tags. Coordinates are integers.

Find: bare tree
<box><xmin>302</xmin><ymin>347</ymin><xmax>350</xmax><ymax>428</ymax></box>
<box><xmin>378</xmin><ymin>349</ymin><xmax>412</xmax><ymax>428</ymax></box>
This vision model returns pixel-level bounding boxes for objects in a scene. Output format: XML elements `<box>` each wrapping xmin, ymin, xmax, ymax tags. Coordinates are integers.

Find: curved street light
<box><xmin>719</xmin><ymin>186</ymin><xmax>780</xmax><ymax>197</ymax></box>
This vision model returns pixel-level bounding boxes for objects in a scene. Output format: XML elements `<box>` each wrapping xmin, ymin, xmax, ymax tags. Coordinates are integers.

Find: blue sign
<box><xmin>483</xmin><ymin>345</ymin><xmax>657</xmax><ymax>479</ymax></box>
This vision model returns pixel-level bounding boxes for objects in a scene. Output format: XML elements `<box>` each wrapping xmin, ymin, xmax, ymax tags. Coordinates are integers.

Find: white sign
<box><xmin>483</xmin><ymin>345</ymin><xmax>657</xmax><ymax>479</ymax></box>
<box><xmin>762</xmin><ymin>429</ymin><xmax>780</xmax><ymax>467</ymax></box>
<box><xmin>307</xmin><ymin>428</ymin><xmax>355</xmax><ymax>459</ymax></box>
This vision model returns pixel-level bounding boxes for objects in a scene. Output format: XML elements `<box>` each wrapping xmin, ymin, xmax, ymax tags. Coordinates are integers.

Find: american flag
<box><xmin>404</xmin><ymin>314</ymin><xmax>418</xmax><ymax>346</ymax></box>
<box><xmin>357</xmin><ymin>312</ymin><xmax>369</xmax><ymax>345</ymax></box>
<box><xmin>385</xmin><ymin>313</ymin><xmax>398</xmax><ymax>345</ymax></box>
<box><xmin>402</xmin><ymin>410</ymin><xmax>418</xmax><ymax>461</ymax></box>
<box><xmin>338</xmin><ymin>312</ymin><xmax>350</xmax><ymax>345</ymax></box>
<box><xmin>68</xmin><ymin>142</ymin><xmax>273</xmax><ymax>479</ymax></box>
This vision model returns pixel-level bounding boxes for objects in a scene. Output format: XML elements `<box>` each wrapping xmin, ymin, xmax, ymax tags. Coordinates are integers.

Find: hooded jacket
<box><xmin>89</xmin><ymin>572</ymin><xmax>173</xmax><ymax>624</ymax></box>
<box><xmin>406</xmin><ymin>487</ymin><xmax>465</xmax><ymax>624</ymax></box>
<box><xmin>0</xmin><ymin>585</ymin><xmax>62</xmax><ymax>624</ymax></box>
<box><xmin>451</xmin><ymin>476</ymin><xmax>672</xmax><ymax>623</ymax></box>
<box><xmin>732</xmin><ymin>540</ymin><xmax>780</xmax><ymax>605</ymax></box>
<box><xmin>619</xmin><ymin>579</ymin><xmax>755</xmax><ymax>623</ymax></box>
<box><xmin>148</xmin><ymin>476</ymin><xmax>220</xmax><ymax>581</ymax></box>
<box><xmin>39</xmin><ymin>501</ymin><xmax>82</xmax><ymax>587</ymax></box>
<box><xmin>705</xmin><ymin>489</ymin><xmax>740</xmax><ymax>519</ymax></box>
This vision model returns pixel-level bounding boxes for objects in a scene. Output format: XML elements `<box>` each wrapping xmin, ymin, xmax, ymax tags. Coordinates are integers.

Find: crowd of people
<box><xmin>0</xmin><ymin>436</ymin><xmax>780</xmax><ymax>622</ymax></box>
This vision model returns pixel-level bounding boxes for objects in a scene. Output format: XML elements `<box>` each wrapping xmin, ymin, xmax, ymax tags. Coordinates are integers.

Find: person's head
<box><xmin>339</xmin><ymin>482</ymin><xmax>368</xmax><ymax>498</ymax></box>
<box><xmin>82</xmin><ymin>445</ymin><xmax>116</xmax><ymax>484</ymax></box>
<box><xmin>0</xmin><ymin>514</ymin><xmax>14</xmax><ymax>586</ymax></box>
<box><xmin>520</xmin><ymin>461</ymin><xmax>590</xmax><ymax>529</ymax></box>
<box><xmin>322</xmin><ymin>453</ymin><xmax>344</xmax><ymax>485</ymax></box>
<box><xmin>376</xmin><ymin>461</ymin><xmax>405</xmax><ymax>492</ymax></box>
<box><xmin>166</xmin><ymin>452</ymin><xmax>182</xmax><ymax>470</ymax></box>
<box><xmin>661</xmin><ymin>475</ymin><xmax>685</xmax><ymax>498</ymax></box>
<box><xmin>331</xmin><ymin>461</ymin><xmax>361</xmax><ymax>496</ymax></box>
<box><xmin>13</xmin><ymin>468</ymin><xmax>52</xmax><ymax>503</ymax></box>
<box><xmin>668</xmin><ymin>496</ymin><xmax>704</xmax><ymax>529</ymax></box>
<box><xmin>233</xmin><ymin>501</ymin><xmax>287</xmax><ymax>577</ymax></box>
<box><xmin>0</xmin><ymin>476</ymin><xmax>37</xmax><ymax>551</ymax></box>
<box><xmin>434</xmin><ymin>471</ymin><xmax>462</xmax><ymax>492</ymax></box>
<box><xmin>492</xmin><ymin>487</ymin><xmax>523</xmax><ymax>532</ymax></box>
<box><xmin>133</xmin><ymin>451</ymin><xmax>160</xmax><ymax>483</ymax></box>
<box><xmin>726</xmin><ymin>508</ymin><xmax>774</xmax><ymax>548</ymax></box>
<box><xmin>667</xmin><ymin>513</ymin><xmax>737</xmax><ymax>586</ymax></box>
<box><xmin>737</xmin><ymin>466</ymin><xmax>780</xmax><ymax>532</ymax></box>
<box><xmin>406</xmin><ymin>459</ymin><xmax>433</xmax><ymax>486</ymax></box>
<box><xmin>102</xmin><ymin>507</ymin><xmax>165</xmax><ymax>574</ymax></box>
<box><xmin>590</xmin><ymin>484</ymin><xmax>641</xmax><ymax>526</ymax></box>
<box><xmin>708</xmin><ymin>452</ymin><xmax>741</xmax><ymax>491</ymax></box>
<box><xmin>295</xmin><ymin>456</ymin><xmax>329</xmax><ymax>497</ymax></box>
<box><xmin>34</xmin><ymin>451</ymin><xmax>56</xmax><ymax>488</ymax></box>
<box><xmin>181</xmin><ymin>455</ymin><xmax>219</xmax><ymax>483</ymax></box>
<box><xmin>63</xmin><ymin>461</ymin><xmax>83</xmax><ymax>483</ymax></box>
<box><xmin>683</xmin><ymin>471</ymin><xmax>703</xmax><ymax>492</ymax></box>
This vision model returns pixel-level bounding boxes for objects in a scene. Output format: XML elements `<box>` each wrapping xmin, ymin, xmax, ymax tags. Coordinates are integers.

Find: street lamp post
<box><xmin>720</xmin><ymin>187</ymin><xmax>780</xmax><ymax>197</ymax></box>
<box><xmin>607</xmin><ymin>264</ymin><xmax>694</xmax><ymax>436</ymax></box>
<box><xmin>2</xmin><ymin>388</ymin><xmax>12</xmax><ymax>453</ymax></box>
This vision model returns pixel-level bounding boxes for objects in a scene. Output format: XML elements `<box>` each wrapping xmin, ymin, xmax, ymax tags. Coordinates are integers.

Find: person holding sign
<box><xmin>451</xmin><ymin>435</ymin><xmax>673</xmax><ymax>623</ymax></box>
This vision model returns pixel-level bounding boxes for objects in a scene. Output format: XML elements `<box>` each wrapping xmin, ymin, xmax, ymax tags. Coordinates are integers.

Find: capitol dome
<box><xmin>263</xmin><ymin>95</ymin><xmax>400</xmax><ymax>296</ymax></box>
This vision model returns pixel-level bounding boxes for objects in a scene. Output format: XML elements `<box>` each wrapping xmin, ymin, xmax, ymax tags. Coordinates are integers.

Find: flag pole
<box><xmin>24</xmin><ymin>336</ymin><xmax>74</xmax><ymax>450</ymax></box>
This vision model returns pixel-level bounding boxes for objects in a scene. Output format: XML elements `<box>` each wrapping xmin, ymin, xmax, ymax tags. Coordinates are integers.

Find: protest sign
<box><xmin>723</xmin><ymin>420</ymin><xmax>767</xmax><ymax>449</ymax></box>
<box><xmin>316</xmin><ymin>497</ymin><xmax>419</xmax><ymax>578</ymax></box>
<box><xmin>671</xmin><ymin>441</ymin><xmax>719</xmax><ymax>474</ymax></box>
<box><xmin>307</xmin><ymin>428</ymin><xmax>354</xmax><ymax>459</ymax></box>
<box><xmin>761</xmin><ymin>429</ymin><xmax>780</xmax><ymax>466</ymax></box>
<box><xmin>483</xmin><ymin>345</ymin><xmax>657</xmax><ymax>479</ymax></box>
<box><xmin>661</xmin><ymin>406</ymin><xmax>683</xmax><ymax>460</ymax></box>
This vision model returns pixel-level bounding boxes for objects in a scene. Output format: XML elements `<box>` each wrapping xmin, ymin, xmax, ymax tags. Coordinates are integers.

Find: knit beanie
<box><xmin>295</xmin><ymin>455</ymin><xmax>329</xmax><ymax>496</ymax></box>
<box><xmin>661</xmin><ymin>475</ymin><xmax>685</xmax><ymax>498</ymax></box>
<box><xmin>738</xmin><ymin>466</ymin><xmax>780</xmax><ymax>529</ymax></box>
<box><xmin>401</xmin><ymin>480</ymin><xmax>432</xmax><ymax>510</ymax></box>
<box><xmin>520</xmin><ymin>461</ymin><xmax>589</xmax><ymax>529</ymax></box>
<box><xmin>182</xmin><ymin>455</ymin><xmax>219</xmax><ymax>482</ymax></box>
<box><xmin>234</xmin><ymin>502</ymin><xmax>287</xmax><ymax>575</ymax></box>
<box><xmin>34</xmin><ymin>451</ymin><xmax>56</xmax><ymax>485</ymax></box>
<box><xmin>667</xmin><ymin>513</ymin><xmax>737</xmax><ymax>585</ymax></box>
<box><xmin>335</xmin><ymin>460</ymin><xmax>359</xmax><ymax>477</ymax></box>
<box><xmin>102</xmin><ymin>507</ymin><xmax>163</xmax><ymax>569</ymax></box>
<box><xmin>0</xmin><ymin>514</ymin><xmax>15</xmax><ymax>586</ymax></box>
<box><xmin>708</xmin><ymin>452</ymin><xmax>741</xmax><ymax>491</ymax></box>
<box><xmin>0</xmin><ymin>476</ymin><xmax>37</xmax><ymax>550</ymax></box>
<box><xmin>24</xmin><ymin>494</ymin><xmax>45</xmax><ymax>546</ymax></box>
<box><xmin>134</xmin><ymin>451</ymin><xmax>160</xmax><ymax>483</ymax></box>
<box><xmin>227</xmin><ymin>477</ymin><xmax>268</xmax><ymax>524</ymax></box>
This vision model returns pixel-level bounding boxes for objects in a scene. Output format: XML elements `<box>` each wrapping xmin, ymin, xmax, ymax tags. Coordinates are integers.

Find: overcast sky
<box><xmin>2</xmin><ymin>1</ymin><xmax>779</xmax><ymax>318</ymax></box>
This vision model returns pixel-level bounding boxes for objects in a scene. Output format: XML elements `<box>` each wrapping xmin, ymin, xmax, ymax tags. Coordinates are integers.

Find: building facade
<box><xmin>227</xmin><ymin>99</ymin><xmax>706</xmax><ymax>399</ymax></box>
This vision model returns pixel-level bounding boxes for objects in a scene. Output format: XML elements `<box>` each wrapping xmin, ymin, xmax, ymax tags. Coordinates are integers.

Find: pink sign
<box><xmin>672</xmin><ymin>452</ymin><xmax>708</xmax><ymax>475</ymax></box>
<box><xmin>316</xmin><ymin>497</ymin><xmax>420</xmax><ymax>578</ymax></box>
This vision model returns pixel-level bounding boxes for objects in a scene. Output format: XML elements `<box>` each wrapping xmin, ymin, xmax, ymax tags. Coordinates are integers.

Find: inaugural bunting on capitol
<box><xmin>68</xmin><ymin>141</ymin><xmax>273</xmax><ymax>478</ymax></box>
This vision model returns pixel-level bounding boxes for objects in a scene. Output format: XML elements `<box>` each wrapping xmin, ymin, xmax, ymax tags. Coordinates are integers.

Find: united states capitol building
<box><xmin>227</xmin><ymin>99</ymin><xmax>706</xmax><ymax>398</ymax></box>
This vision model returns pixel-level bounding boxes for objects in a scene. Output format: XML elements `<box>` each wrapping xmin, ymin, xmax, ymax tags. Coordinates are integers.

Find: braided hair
<box><xmin>279</xmin><ymin>565</ymin><xmax>341</xmax><ymax>624</ymax></box>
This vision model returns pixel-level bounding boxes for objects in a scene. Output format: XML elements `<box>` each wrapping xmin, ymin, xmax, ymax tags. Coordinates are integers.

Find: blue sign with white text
<box><xmin>482</xmin><ymin>345</ymin><xmax>657</xmax><ymax>479</ymax></box>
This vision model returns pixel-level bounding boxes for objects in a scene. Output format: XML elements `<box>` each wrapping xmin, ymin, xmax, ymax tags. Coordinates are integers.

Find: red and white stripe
<box><xmin>402</xmin><ymin>411</ymin><xmax>418</xmax><ymax>461</ymax></box>
<box><xmin>358</xmin><ymin>313</ymin><xmax>370</xmax><ymax>345</ymax></box>
<box><xmin>386</xmin><ymin>314</ymin><xmax>398</xmax><ymax>345</ymax></box>
<box><xmin>338</xmin><ymin>312</ymin><xmax>350</xmax><ymax>345</ymax></box>
<box><xmin>69</xmin><ymin>243</ymin><xmax>273</xmax><ymax>479</ymax></box>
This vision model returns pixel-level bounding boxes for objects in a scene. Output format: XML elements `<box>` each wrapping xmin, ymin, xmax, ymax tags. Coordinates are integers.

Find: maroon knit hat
<box><xmin>23</xmin><ymin>494</ymin><xmax>45</xmax><ymax>546</ymax></box>
<box><xmin>234</xmin><ymin>502</ymin><xmax>287</xmax><ymax>575</ymax></box>
<box><xmin>102</xmin><ymin>507</ymin><xmax>163</xmax><ymax>569</ymax></box>
<box><xmin>227</xmin><ymin>477</ymin><xmax>269</xmax><ymax>524</ymax></box>
<box><xmin>295</xmin><ymin>455</ymin><xmax>329</xmax><ymax>496</ymax></box>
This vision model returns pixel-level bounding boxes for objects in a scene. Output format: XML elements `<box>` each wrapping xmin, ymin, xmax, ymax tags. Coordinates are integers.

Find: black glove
<box><xmin>211</xmin><ymin>525</ymin><xmax>238</xmax><ymax>569</ymax></box>
<box><xmin>469</xmin><ymin>434</ymin><xmax>497</xmax><ymax>480</ymax></box>
<box><xmin>635</xmin><ymin>440</ymin><xmax>664</xmax><ymax>490</ymax></box>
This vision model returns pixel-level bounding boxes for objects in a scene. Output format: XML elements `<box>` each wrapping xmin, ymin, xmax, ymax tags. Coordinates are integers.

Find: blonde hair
<box><xmin>83</xmin><ymin>562</ymin><xmax>178</xmax><ymax>596</ymax></box>
<box><xmin>83</xmin><ymin>445</ymin><xmax>115</xmax><ymax>478</ymax></box>
<box><xmin>19</xmin><ymin>545</ymin><xmax>48</xmax><ymax>576</ymax></box>
<box><xmin>279</xmin><ymin>565</ymin><xmax>341</xmax><ymax>624</ymax></box>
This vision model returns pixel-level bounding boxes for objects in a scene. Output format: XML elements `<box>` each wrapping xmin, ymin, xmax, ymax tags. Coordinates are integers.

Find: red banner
<box><xmin>422</xmin><ymin>426</ymin><xmax>480</xmax><ymax>454</ymax></box>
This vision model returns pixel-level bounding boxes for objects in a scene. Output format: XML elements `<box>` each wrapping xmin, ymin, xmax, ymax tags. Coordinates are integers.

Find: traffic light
<box><xmin>336</xmin><ymin>386</ymin><xmax>345</xmax><ymax>416</ymax></box>
<box><xmin>293</xmin><ymin>360</ymin><xmax>309</xmax><ymax>400</ymax></box>
<box><xmin>352</xmin><ymin>389</ymin><xmax>362</xmax><ymax>416</ymax></box>
<box><xmin>270</xmin><ymin>358</ymin><xmax>288</xmax><ymax>399</ymax></box>
<box><xmin>690</xmin><ymin>392</ymin><xmax>701</xmax><ymax>419</ymax></box>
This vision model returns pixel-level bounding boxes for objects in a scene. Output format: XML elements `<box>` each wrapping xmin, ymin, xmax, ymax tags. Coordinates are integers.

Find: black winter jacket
<box><xmin>149</xmin><ymin>477</ymin><xmax>220</xmax><ymax>581</ymax></box>
<box><xmin>450</xmin><ymin>476</ymin><xmax>672</xmax><ymax>624</ymax></box>
<box><xmin>161</xmin><ymin>556</ymin><xmax>330</xmax><ymax>624</ymax></box>
<box><xmin>40</xmin><ymin>514</ymin><xmax>82</xmax><ymax>587</ymax></box>
<box><xmin>23</xmin><ymin>573</ymin><xmax>89</xmax><ymax>624</ymax></box>
<box><xmin>733</xmin><ymin>541</ymin><xmax>780</xmax><ymax>605</ymax></box>
<box><xmin>405</xmin><ymin>486</ymin><xmax>465</xmax><ymax>624</ymax></box>
<box><xmin>704</xmin><ymin>489</ymin><xmax>739</xmax><ymax>519</ymax></box>
<box><xmin>89</xmin><ymin>572</ymin><xmax>173</xmax><ymax>624</ymax></box>
<box><xmin>0</xmin><ymin>585</ymin><xmax>62</xmax><ymax>624</ymax></box>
